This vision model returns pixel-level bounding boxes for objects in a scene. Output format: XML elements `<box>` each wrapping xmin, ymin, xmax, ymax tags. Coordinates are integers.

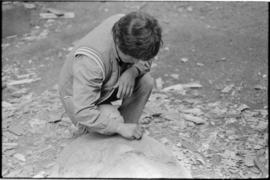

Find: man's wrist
<box><xmin>128</xmin><ymin>66</ymin><xmax>140</xmax><ymax>78</ymax></box>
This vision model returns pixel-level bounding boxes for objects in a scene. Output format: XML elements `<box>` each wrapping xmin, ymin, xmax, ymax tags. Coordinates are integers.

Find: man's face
<box><xmin>116</xmin><ymin>46</ymin><xmax>140</xmax><ymax>65</ymax></box>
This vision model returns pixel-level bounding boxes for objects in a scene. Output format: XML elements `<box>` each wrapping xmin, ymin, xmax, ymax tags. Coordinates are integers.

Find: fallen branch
<box><xmin>182</xmin><ymin>114</ymin><xmax>206</xmax><ymax>124</ymax></box>
<box><xmin>7</xmin><ymin>78</ymin><xmax>41</xmax><ymax>86</ymax></box>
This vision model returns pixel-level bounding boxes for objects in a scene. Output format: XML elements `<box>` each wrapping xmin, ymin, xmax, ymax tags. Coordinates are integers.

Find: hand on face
<box><xmin>114</xmin><ymin>46</ymin><xmax>140</xmax><ymax>99</ymax></box>
<box><xmin>114</xmin><ymin>69</ymin><xmax>136</xmax><ymax>99</ymax></box>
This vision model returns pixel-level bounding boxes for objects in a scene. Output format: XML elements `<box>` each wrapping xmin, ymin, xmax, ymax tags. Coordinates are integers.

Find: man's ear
<box><xmin>115</xmin><ymin>38</ymin><xmax>120</xmax><ymax>45</ymax></box>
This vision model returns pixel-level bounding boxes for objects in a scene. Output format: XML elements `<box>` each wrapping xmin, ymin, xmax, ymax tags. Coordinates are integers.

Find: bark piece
<box><xmin>182</xmin><ymin>114</ymin><xmax>206</xmax><ymax>124</ymax></box>
<box><xmin>7</xmin><ymin>78</ymin><xmax>41</xmax><ymax>86</ymax></box>
<box><xmin>221</xmin><ymin>84</ymin><xmax>234</xmax><ymax>93</ymax></box>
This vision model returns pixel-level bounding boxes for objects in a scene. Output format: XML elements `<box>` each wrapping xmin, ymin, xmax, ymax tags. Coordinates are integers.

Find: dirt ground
<box><xmin>2</xmin><ymin>1</ymin><xmax>268</xmax><ymax>108</ymax></box>
<box><xmin>2</xmin><ymin>1</ymin><xmax>268</xmax><ymax>178</ymax></box>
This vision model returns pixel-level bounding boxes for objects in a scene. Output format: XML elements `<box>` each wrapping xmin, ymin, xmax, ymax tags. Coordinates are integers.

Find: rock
<box><xmin>160</xmin><ymin>137</ymin><xmax>170</xmax><ymax>145</ymax></box>
<box><xmin>237</xmin><ymin>104</ymin><xmax>249</xmax><ymax>112</ymax></box>
<box><xmin>3</xmin><ymin>131</ymin><xmax>18</xmax><ymax>140</ymax></box>
<box><xmin>183</xmin><ymin>82</ymin><xmax>203</xmax><ymax>89</ymax></box>
<box><xmin>2</xmin><ymin>101</ymin><xmax>13</xmax><ymax>108</ymax></box>
<box><xmin>33</xmin><ymin>171</ymin><xmax>47</xmax><ymax>178</ymax></box>
<box><xmin>254</xmin><ymin>85</ymin><xmax>266</xmax><ymax>90</ymax></box>
<box><xmin>7</xmin><ymin>78</ymin><xmax>41</xmax><ymax>86</ymax></box>
<box><xmin>162</xmin><ymin>84</ymin><xmax>186</xmax><ymax>95</ymax></box>
<box><xmin>187</xmin><ymin>6</ymin><xmax>193</xmax><ymax>11</ymax></box>
<box><xmin>170</xmin><ymin>74</ymin><xmax>179</xmax><ymax>79</ymax></box>
<box><xmin>254</xmin><ymin>121</ymin><xmax>268</xmax><ymax>131</ymax></box>
<box><xmin>244</xmin><ymin>155</ymin><xmax>255</xmax><ymax>167</ymax></box>
<box><xmin>52</xmin><ymin>133</ymin><xmax>192</xmax><ymax>178</ymax></box>
<box><xmin>181</xmin><ymin>57</ymin><xmax>189</xmax><ymax>63</ymax></box>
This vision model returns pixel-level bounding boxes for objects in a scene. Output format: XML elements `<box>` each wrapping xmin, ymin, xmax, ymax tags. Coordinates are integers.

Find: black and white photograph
<box><xmin>2</xmin><ymin>0</ymin><xmax>268</xmax><ymax>178</ymax></box>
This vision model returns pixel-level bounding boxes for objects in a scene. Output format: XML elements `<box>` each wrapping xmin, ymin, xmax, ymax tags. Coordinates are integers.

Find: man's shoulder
<box><xmin>106</xmin><ymin>14</ymin><xmax>125</xmax><ymax>21</ymax></box>
<box><xmin>100</xmin><ymin>13</ymin><xmax>125</xmax><ymax>27</ymax></box>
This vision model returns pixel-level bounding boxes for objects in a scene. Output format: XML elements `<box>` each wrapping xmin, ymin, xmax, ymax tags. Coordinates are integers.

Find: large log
<box><xmin>52</xmin><ymin>133</ymin><xmax>192</xmax><ymax>178</ymax></box>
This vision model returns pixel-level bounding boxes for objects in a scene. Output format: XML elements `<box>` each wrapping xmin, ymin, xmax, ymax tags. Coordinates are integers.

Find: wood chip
<box><xmin>160</xmin><ymin>137</ymin><xmax>170</xmax><ymax>145</ymax></box>
<box><xmin>221</xmin><ymin>84</ymin><xmax>234</xmax><ymax>93</ymax></box>
<box><xmin>2</xmin><ymin>101</ymin><xmax>13</xmax><ymax>108</ymax></box>
<box><xmin>254</xmin><ymin>121</ymin><xmax>268</xmax><ymax>131</ymax></box>
<box><xmin>196</xmin><ymin>62</ymin><xmax>204</xmax><ymax>66</ymax></box>
<box><xmin>254</xmin><ymin>156</ymin><xmax>268</xmax><ymax>177</ymax></box>
<box><xmin>3</xmin><ymin>131</ymin><xmax>18</xmax><ymax>140</ymax></box>
<box><xmin>162</xmin><ymin>84</ymin><xmax>186</xmax><ymax>95</ymax></box>
<box><xmin>8</xmin><ymin>124</ymin><xmax>24</xmax><ymax>136</ymax></box>
<box><xmin>237</xmin><ymin>104</ymin><xmax>249</xmax><ymax>112</ymax></box>
<box><xmin>3</xmin><ymin>142</ymin><xmax>18</xmax><ymax>151</ymax></box>
<box><xmin>5</xmin><ymin>149</ymin><xmax>16</xmax><ymax>156</ymax></box>
<box><xmin>162</xmin><ymin>112</ymin><xmax>180</xmax><ymax>121</ymax></box>
<box><xmin>14</xmin><ymin>153</ymin><xmax>26</xmax><ymax>162</ymax></box>
<box><xmin>244</xmin><ymin>155</ymin><xmax>255</xmax><ymax>167</ymax></box>
<box><xmin>170</xmin><ymin>74</ymin><xmax>179</xmax><ymax>79</ymax></box>
<box><xmin>181</xmin><ymin>108</ymin><xmax>203</xmax><ymax>116</ymax></box>
<box><xmin>7</xmin><ymin>78</ymin><xmax>41</xmax><ymax>86</ymax></box>
<box><xmin>182</xmin><ymin>114</ymin><xmax>206</xmax><ymax>124</ymax></box>
<box><xmin>23</xmin><ymin>3</ymin><xmax>36</xmax><ymax>9</ymax></box>
<box><xmin>33</xmin><ymin>171</ymin><xmax>47</xmax><ymax>178</ymax></box>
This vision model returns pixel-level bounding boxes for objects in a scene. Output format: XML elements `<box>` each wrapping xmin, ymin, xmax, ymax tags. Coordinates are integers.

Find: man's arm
<box><xmin>133</xmin><ymin>60</ymin><xmax>152</xmax><ymax>77</ymax></box>
<box><xmin>116</xmin><ymin>60</ymin><xmax>152</xmax><ymax>98</ymax></box>
<box><xmin>72</xmin><ymin>55</ymin><xmax>124</xmax><ymax>135</ymax></box>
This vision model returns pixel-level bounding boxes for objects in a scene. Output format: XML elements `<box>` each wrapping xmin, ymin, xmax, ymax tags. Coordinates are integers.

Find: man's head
<box><xmin>112</xmin><ymin>11</ymin><xmax>162</xmax><ymax>62</ymax></box>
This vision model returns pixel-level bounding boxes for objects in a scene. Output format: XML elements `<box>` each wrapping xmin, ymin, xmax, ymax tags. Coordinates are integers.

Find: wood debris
<box><xmin>221</xmin><ymin>84</ymin><xmax>234</xmax><ymax>93</ymax></box>
<box><xmin>182</xmin><ymin>114</ymin><xmax>206</xmax><ymax>124</ymax></box>
<box><xmin>7</xmin><ymin>78</ymin><xmax>41</xmax><ymax>86</ymax></box>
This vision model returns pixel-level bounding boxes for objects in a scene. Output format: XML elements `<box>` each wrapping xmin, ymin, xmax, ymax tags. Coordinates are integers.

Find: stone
<box><xmin>52</xmin><ymin>133</ymin><xmax>192</xmax><ymax>178</ymax></box>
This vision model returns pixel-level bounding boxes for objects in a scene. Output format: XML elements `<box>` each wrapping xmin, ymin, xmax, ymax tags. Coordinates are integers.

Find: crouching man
<box><xmin>58</xmin><ymin>11</ymin><xmax>162</xmax><ymax>140</ymax></box>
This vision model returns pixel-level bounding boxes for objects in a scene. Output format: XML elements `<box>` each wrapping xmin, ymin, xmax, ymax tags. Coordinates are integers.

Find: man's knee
<box><xmin>98</xmin><ymin>104</ymin><xmax>122</xmax><ymax>118</ymax></box>
<box><xmin>136</xmin><ymin>73</ymin><xmax>154</xmax><ymax>93</ymax></box>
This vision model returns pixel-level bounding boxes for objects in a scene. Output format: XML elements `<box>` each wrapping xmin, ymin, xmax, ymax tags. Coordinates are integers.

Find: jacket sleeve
<box><xmin>133</xmin><ymin>60</ymin><xmax>152</xmax><ymax>76</ymax></box>
<box><xmin>72</xmin><ymin>55</ymin><xmax>124</xmax><ymax>135</ymax></box>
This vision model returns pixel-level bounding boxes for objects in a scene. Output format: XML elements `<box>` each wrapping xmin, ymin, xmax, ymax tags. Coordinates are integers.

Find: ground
<box><xmin>2</xmin><ymin>1</ymin><xmax>268</xmax><ymax>178</ymax></box>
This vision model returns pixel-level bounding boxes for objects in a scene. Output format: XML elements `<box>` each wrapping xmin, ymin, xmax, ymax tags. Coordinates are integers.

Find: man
<box><xmin>58</xmin><ymin>11</ymin><xmax>162</xmax><ymax>140</ymax></box>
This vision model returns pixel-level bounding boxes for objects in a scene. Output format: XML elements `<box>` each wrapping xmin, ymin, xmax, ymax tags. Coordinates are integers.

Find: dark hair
<box><xmin>112</xmin><ymin>11</ymin><xmax>162</xmax><ymax>61</ymax></box>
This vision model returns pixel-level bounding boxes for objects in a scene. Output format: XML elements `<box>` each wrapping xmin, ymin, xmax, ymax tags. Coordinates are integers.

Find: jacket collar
<box><xmin>111</xmin><ymin>41</ymin><xmax>125</xmax><ymax>66</ymax></box>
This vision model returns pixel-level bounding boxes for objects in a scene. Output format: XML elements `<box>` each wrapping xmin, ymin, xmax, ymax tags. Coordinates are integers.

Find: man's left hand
<box><xmin>114</xmin><ymin>67</ymin><xmax>138</xmax><ymax>99</ymax></box>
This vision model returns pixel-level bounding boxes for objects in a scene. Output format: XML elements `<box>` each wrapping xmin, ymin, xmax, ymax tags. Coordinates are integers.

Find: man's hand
<box><xmin>114</xmin><ymin>67</ymin><xmax>138</xmax><ymax>99</ymax></box>
<box><xmin>117</xmin><ymin>123</ymin><xmax>145</xmax><ymax>140</ymax></box>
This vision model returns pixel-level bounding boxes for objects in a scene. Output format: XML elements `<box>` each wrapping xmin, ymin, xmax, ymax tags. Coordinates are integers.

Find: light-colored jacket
<box><xmin>58</xmin><ymin>14</ymin><xmax>152</xmax><ymax>134</ymax></box>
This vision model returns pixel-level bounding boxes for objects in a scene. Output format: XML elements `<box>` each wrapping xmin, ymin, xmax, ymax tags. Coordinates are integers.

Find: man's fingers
<box><xmin>117</xmin><ymin>83</ymin><xmax>123</xmax><ymax>98</ymax></box>
<box><xmin>126</xmin><ymin>86</ymin><xmax>132</xmax><ymax>98</ymax></box>
<box><xmin>137</xmin><ymin>125</ymin><xmax>145</xmax><ymax>133</ymax></box>
<box><xmin>133</xmin><ymin>131</ymin><xmax>142</xmax><ymax>140</ymax></box>
<box><xmin>113</xmin><ymin>82</ymin><xmax>119</xmax><ymax>89</ymax></box>
<box><xmin>128</xmin><ymin>86</ymin><xmax>134</xmax><ymax>97</ymax></box>
<box><xmin>120</xmin><ymin>84</ymin><xmax>127</xmax><ymax>99</ymax></box>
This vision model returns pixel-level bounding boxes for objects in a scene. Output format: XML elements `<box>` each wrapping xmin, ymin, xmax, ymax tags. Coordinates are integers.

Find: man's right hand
<box><xmin>117</xmin><ymin>123</ymin><xmax>144</xmax><ymax>140</ymax></box>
